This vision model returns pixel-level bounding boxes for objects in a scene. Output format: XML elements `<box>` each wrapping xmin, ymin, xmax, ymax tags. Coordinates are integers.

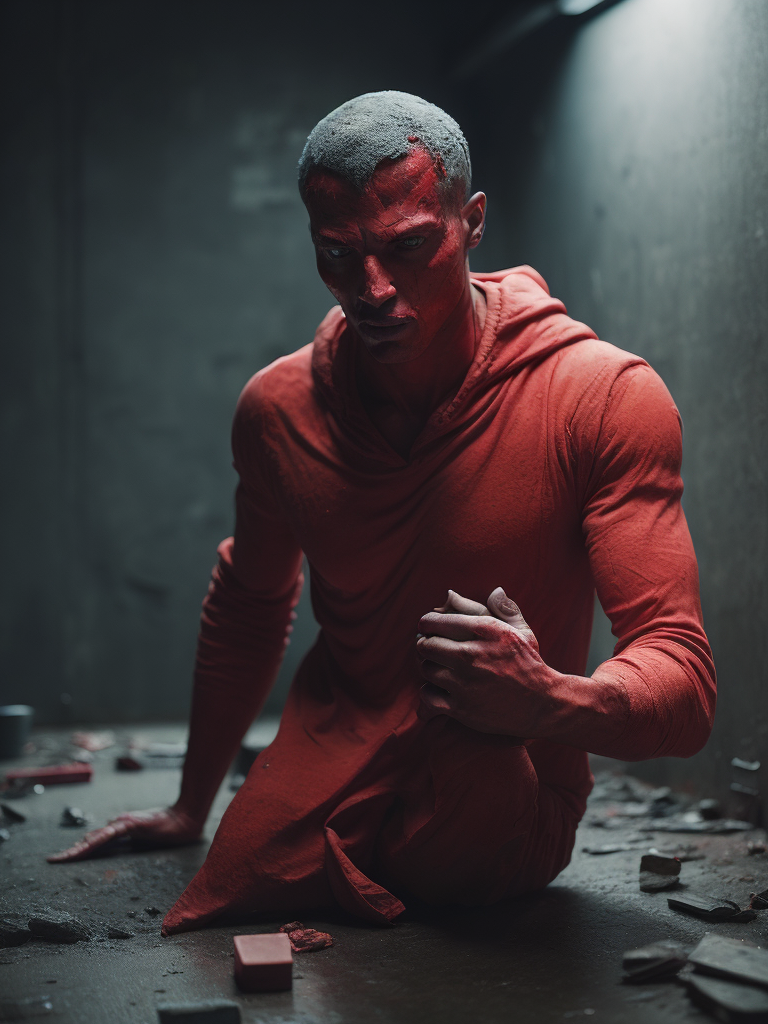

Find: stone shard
<box><xmin>156</xmin><ymin>1001</ymin><xmax>241</xmax><ymax>1023</ymax></box>
<box><xmin>668</xmin><ymin>891</ymin><xmax>756</xmax><ymax>922</ymax></box>
<box><xmin>622</xmin><ymin>940</ymin><xmax>688</xmax><ymax>983</ymax></box>
<box><xmin>688</xmin><ymin>934</ymin><xmax>768</xmax><ymax>989</ymax></box>
<box><xmin>639</xmin><ymin>852</ymin><xmax>681</xmax><ymax>892</ymax></box>
<box><xmin>28</xmin><ymin>912</ymin><xmax>91</xmax><ymax>944</ymax></box>
<box><xmin>686</xmin><ymin>973</ymin><xmax>768</xmax><ymax>1023</ymax></box>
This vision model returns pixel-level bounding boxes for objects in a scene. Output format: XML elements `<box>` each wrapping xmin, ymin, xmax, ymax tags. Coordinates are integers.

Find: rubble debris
<box><xmin>28</xmin><ymin>913</ymin><xmax>92</xmax><ymax>944</ymax></box>
<box><xmin>107</xmin><ymin>927</ymin><xmax>134</xmax><ymax>939</ymax></box>
<box><xmin>145</xmin><ymin>906</ymin><xmax>162</xmax><ymax>916</ymax></box>
<box><xmin>0</xmin><ymin>801</ymin><xmax>27</xmax><ymax>823</ymax></box>
<box><xmin>622</xmin><ymin>940</ymin><xmax>688</xmax><ymax>983</ymax></box>
<box><xmin>731</xmin><ymin>783</ymin><xmax>760</xmax><ymax>798</ymax></box>
<box><xmin>4</xmin><ymin>764</ymin><xmax>93</xmax><ymax>786</ymax></box>
<box><xmin>116</xmin><ymin>755</ymin><xmax>144</xmax><ymax>771</ymax></box>
<box><xmin>639</xmin><ymin>853</ymin><xmax>681</xmax><ymax>892</ymax></box>
<box><xmin>280</xmin><ymin>921</ymin><xmax>334</xmax><ymax>953</ymax></box>
<box><xmin>749</xmin><ymin>889</ymin><xmax>768</xmax><ymax>910</ymax></box>
<box><xmin>689</xmin><ymin>933</ymin><xmax>768</xmax><ymax>988</ymax></box>
<box><xmin>157</xmin><ymin>1000</ymin><xmax>241</xmax><ymax>1023</ymax></box>
<box><xmin>732</xmin><ymin>758</ymin><xmax>761</xmax><ymax>772</ymax></box>
<box><xmin>648</xmin><ymin>844</ymin><xmax>705</xmax><ymax>862</ymax></box>
<box><xmin>582</xmin><ymin>842</ymin><xmax>636</xmax><ymax>855</ymax></box>
<box><xmin>668</xmin><ymin>892</ymin><xmax>757</xmax><ymax>923</ymax></box>
<box><xmin>71</xmin><ymin>731</ymin><xmax>115</xmax><ymax>752</ymax></box>
<box><xmin>686</xmin><ymin>973</ymin><xmax>768</xmax><ymax>1023</ymax></box>
<box><xmin>697</xmin><ymin>798</ymin><xmax>722</xmax><ymax>820</ymax></box>
<box><xmin>60</xmin><ymin>806</ymin><xmax>91</xmax><ymax>827</ymax></box>
<box><xmin>0</xmin><ymin>919</ymin><xmax>32</xmax><ymax>948</ymax></box>
<box><xmin>0</xmin><ymin>828</ymin><xmax>10</xmax><ymax>842</ymax></box>
<box><xmin>652</xmin><ymin>817</ymin><xmax>753</xmax><ymax>834</ymax></box>
<box><xmin>747</xmin><ymin>842</ymin><xmax>767</xmax><ymax>855</ymax></box>
<box><xmin>233</xmin><ymin>933</ymin><xmax>293</xmax><ymax>992</ymax></box>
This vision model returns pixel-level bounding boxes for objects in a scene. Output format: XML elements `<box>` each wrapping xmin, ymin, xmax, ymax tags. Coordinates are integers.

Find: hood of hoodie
<box><xmin>310</xmin><ymin>266</ymin><xmax>597</xmax><ymax>465</ymax></box>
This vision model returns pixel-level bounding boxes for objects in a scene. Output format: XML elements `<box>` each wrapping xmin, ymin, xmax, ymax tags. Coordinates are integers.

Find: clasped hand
<box><xmin>416</xmin><ymin>587</ymin><xmax>562</xmax><ymax>738</ymax></box>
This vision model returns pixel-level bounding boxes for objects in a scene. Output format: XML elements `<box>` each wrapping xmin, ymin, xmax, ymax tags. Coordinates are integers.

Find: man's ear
<box><xmin>463</xmin><ymin>192</ymin><xmax>487</xmax><ymax>250</ymax></box>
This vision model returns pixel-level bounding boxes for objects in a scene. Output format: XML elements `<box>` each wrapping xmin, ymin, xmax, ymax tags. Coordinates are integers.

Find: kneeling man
<box><xmin>50</xmin><ymin>91</ymin><xmax>716</xmax><ymax>934</ymax></box>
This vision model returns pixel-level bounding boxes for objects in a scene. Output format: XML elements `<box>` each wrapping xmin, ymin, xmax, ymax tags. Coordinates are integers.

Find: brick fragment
<box><xmin>156</xmin><ymin>1001</ymin><xmax>241</xmax><ymax>1023</ymax></box>
<box><xmin>233</xmin><ymin>933</ymin><xmax>292</xmax><ymax>992</ymax></box>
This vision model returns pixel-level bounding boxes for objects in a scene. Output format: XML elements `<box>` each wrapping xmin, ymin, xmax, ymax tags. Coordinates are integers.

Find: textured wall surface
<box><xmin>470</xmin><ymin>0</ymin><xmax>768</xmax><ymax>801</ymax></box>
<box><xmin>0</xmin><ymin>0</ymin><xmax>501</xmax><ymax>723</ymax></box>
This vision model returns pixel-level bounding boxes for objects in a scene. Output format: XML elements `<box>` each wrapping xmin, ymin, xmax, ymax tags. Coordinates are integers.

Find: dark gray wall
<box><xmin>468</xmin><ymin>0</ymin><xmax>768</xmax><ymax>804</ymax></box>
<box><xmin>0</xmin><ymin>0</ymin><xmax>509</xmax><ymax>724</ymax></box>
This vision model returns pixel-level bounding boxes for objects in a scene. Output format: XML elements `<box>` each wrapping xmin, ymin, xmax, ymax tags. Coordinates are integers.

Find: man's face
<box><xmin>304</xmin><ymin>149</ymin><xmax>481</xmax><ymax>364</ymax></box>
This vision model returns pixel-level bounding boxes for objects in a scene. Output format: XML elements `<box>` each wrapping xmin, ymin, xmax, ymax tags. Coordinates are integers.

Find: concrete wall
<box><xmin>468</xmin><ymin>0</ymin><xmax>768</xmax><ymax>804</ymax></box>
<box><xmin>0</xmin><ymin>0</ymin><xmax>499</xmax><ymax>723</ymax></box>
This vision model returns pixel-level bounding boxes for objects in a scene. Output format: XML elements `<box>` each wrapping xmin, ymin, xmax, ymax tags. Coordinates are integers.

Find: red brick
<box><xmin>233</xmin><ymin>933</ymin><xmax>292</xmax><ymax>992</ymax></box>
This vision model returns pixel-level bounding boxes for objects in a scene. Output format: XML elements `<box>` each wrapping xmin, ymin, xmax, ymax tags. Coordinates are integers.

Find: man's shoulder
<box><xmin>236</xmin><ymin>343</ymin><xmax>316</xmax><ymax>421</ymax></box>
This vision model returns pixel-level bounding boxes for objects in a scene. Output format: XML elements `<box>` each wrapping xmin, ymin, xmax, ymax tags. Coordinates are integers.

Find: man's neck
<box><xmin>355</xmin><ymin>277</ymin><xmax>486</xmax><ymax>458</ymax></box>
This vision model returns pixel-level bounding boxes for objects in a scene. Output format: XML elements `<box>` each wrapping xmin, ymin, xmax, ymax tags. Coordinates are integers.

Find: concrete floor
<box><xmin>1</xmin><ymin>726</ymin><xmax>767</xmax><ymax>1024</ymax></box>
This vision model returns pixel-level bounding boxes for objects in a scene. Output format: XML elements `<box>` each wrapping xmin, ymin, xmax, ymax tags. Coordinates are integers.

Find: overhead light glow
<box><xmin>557</xmin><ymin>0</ymin><xmax>605</xmax><ymax>14</ymax></box>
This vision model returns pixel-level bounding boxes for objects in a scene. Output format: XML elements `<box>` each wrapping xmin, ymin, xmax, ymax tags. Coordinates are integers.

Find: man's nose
<box><xmin>360</xmin><ymin>256</ymin><xmax>396</xmax><ymax>307</ymax></box>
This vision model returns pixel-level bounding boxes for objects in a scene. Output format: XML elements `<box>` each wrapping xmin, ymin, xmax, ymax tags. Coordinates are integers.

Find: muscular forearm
<box><xmin>529</xmin><ymin>668</ymin><xmax>630</xmax><ymax>754</ymax></box>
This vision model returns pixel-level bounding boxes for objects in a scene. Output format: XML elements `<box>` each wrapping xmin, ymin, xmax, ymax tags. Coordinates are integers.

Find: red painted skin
<box><xmin>48</xmin><ymin>149</ymin><xmax>716</xmax><ymax>937</ymax></box>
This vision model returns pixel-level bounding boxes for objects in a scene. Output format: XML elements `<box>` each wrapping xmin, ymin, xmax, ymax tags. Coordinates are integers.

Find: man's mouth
<box><xmin>357</xmin><ymin>316</ymin><xmax>415</xmax><ymax>339</ymax></box>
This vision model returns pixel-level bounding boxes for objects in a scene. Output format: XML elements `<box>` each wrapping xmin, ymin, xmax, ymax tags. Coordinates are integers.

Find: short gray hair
<box><xmin>298</xmin><ymin>91</ymin><xmax>471</xmax><ymax>203</ymax></box>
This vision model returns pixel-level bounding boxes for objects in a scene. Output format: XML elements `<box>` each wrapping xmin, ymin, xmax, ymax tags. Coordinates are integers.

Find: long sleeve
<box><xmin>176</xmin><ymin>374</ymin><xmax>304</xmax><ymax>823</ymax></box>
<box><xmin>573</xmin><ymin>360</ymin><xmax>716</xmax><ymax>761</ymax></box>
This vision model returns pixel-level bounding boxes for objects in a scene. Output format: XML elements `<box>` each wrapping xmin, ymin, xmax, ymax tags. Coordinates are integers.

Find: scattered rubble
<box><xmin>0</xmin><ymin>802</ymin><xmax>27</xmax><ymax>823</ymax></box>
<box><xmin>622</xmin><ymin>940</ymin><xmax>687</xmax><ymax>983</ymax></box>
<box><xmin>3</xmin><ymin>763</ymin><xmax>93</xmax><ymax>787</ymax></box>
<box><xmin>749</xmin><ymin>888</ymin><xmax>768</xmax><ymax>910</ymax></box>
<box><xmin>28</xmin><ymin>912</ymin><xmax>92</xmax><ymax>943</ymax></box>
<box><xmin>71</xmin><ymin>731</ymin><xmax>115</xmax><ymax>752</ymax></box>
<box><xmin>639</xmin><ymin>853</ymin><xmax>681</xmax><ymax>892</ymax></box>
<box><xmin>60</xmin><ymin>806</ymin><xmax>91</xmax><ymax>827</ymax></box>
<box><xmin>145</xmin><ymin>906</ymin><xmax>162</xmax><ymax>916</ymax></box>
<box><xmin>685</xmin><ymin>973</ymin><xmax>768</xmax><ymax>1023</ymax></box>
<box><xmin>234</xmin><ymin>932</ymin><xmax>293</xmax><ymax>992</ymax></box>
<box><xmin>107</xmin><ymin>927</ymin><xmax>134</xmax><ymax>939</ymax></box>
<box><xmin>667</xmin><ymin>892</ymin><xmax>757</xmax><ymax>923</ymax></box>
<box><xmin>280</xmin><ymin>921</ymin><xmax>334</xmax><ymax>953</ymax></box>
<box><xmin>0</xmin><ymin>828</ymin><xmax>10</xmax><ymax>843</ymax></box>
<box><xmin>582</xmin><ymin>842</ymin><xmax>637</xmax><ymax>855</ymax></box>
<box><xmin>157</xmin><ymin>1000</ymin><xmax>241</xmax><ymax>1023</ymax></box>
<box><xmin>688</xmin><ymin>933</ymin><xmax>768</xmax><ymax>987</ymax></box>
<box><xmin>731</xmin><ymin>758</ymin><xmax>761</xmax><ymax>772</ymax></box>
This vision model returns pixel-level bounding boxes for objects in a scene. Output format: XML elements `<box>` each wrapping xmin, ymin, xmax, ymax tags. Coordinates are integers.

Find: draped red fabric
<box><xmin>162</xmin><ymin>267</ymin><xmax>716</xmax><ymax>935</ymax></box>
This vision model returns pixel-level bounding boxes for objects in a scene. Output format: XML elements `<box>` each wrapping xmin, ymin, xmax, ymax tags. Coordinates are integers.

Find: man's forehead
<box><xmin>305</xmin><ymin>149</ymin><xmax>448</xmax><ymax>225</ymax></box>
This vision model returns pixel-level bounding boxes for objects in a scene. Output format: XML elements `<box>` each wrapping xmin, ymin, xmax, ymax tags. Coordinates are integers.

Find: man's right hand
<box><xmin>47</xmin><ymin>805</ymin><xmax>203</xmax><ymax>863</ymax></box>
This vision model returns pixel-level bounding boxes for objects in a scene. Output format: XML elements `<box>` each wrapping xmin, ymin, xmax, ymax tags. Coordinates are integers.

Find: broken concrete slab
<box><xmin>639</xmin><ymin>853</ymin><xmax>681</xmax><ymax>892</ymax></box>
<box><xmin>622</xmin><ymin>940</ymin><xmax>688</xmax><ymax>983</ymax></box>
<box><xmin>668</xmin><ymin>892</ymin><xmax>757</xmax><ymax>922</ymax></box>
<box><xmin>686</xmin><ymin>973</ymin><xmax>768</xmax><ymax>1023</ymax></box>
<box><xmin>156</xmin><ymin>1002</ymin><xmax>241</xmax><ymax>1023</ymax></box>
<box><xmin>689</xmin><ymin>934</ymin><xmax>768</xmax><ymax>989</ymax></box>
<box><xmin>28</xmin><ymin>912</ymin><xmax>91</xmax><ymax>943</ymax></box>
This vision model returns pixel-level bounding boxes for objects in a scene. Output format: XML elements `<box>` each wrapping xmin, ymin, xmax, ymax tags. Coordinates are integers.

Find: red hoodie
<box><xmin>162</xmin><ymin>267</ymin><xmax>716</xmax><ymax>934</ymax></box>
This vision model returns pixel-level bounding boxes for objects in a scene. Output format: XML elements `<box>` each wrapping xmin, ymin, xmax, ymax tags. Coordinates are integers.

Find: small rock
<box><xmin>107</xmin><ymin>927</ymin><xmax>134</xmax><ymax>939</ymax></box>
<box><xmin>157</xmin><ymin>999</ymin><xmax>241</xmax><ymax>1022</ymax></box>
<box><xmin>0</xmin><ymin>802</ymin><xmax>27</xmax><ymax>823</ymax></box>
<box><xmin>0</xmin><ymin>828</ymin><xmax>10</xmax><ymax>843</ymax></box>
<box><xmin>145</xmin><ymin>906</ymin><xmax>162</xmax><ymax>916</ymax></box>
<box><xmin>28</xmin><ymin>912</ymin><xmax>91</xmax><ymax>944</ymax></box>
<box><xmin>0</xmin><ymin>919</ymin><xmax>32</xmax><ymax>948</ymax></box>
<box><xmin>60</xmin><ymin>807</ymin><xmax>91</xmax><ymax>828</ymax></box>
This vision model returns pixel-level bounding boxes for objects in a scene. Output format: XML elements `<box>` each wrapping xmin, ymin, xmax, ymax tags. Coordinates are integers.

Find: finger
<box><xmin>433</xmin><ymin>590</ymin><xmax>489</xmax><ymax>616</ymax></box>
<box><xmin>487</xmin><ymin>588</ymin><xmax>540</xmax><ymax>648</ymax></box>
<box><xmin>47</xmin><ymin>819</ymin><xmax>133</xmax><ymax>863</ymax></box>
<box><xmin>419</xmin><ymin>682</ymin><xmax>455</xmax><ymax>713</ymax></box>
<box><xmin>417</xmin><ymin>635</ymin><xmax>476</xmax><ymax>671</ymax></box>
<box><xmin>418</xmin><ymin>660</ymin><xmax>461</xmax><ymax>692</ymax></box>
<box><xmin>418</xmin><ymin>612</ymin><xmax>488</xmax><ymax>641</ymax></box>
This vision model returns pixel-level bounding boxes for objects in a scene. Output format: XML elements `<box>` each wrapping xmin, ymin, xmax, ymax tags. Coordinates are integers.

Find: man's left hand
<box><xmin>416</xmin><ymin>587</ymin><xmax>562</xmax><ymax>737</ymax></box>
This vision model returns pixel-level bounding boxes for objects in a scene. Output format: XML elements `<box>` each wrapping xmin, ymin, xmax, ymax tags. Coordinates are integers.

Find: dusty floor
<box><xmin>1</xmin><ymin>725</ymin><xmax>766</xmax><ymax>1024</ymax></box>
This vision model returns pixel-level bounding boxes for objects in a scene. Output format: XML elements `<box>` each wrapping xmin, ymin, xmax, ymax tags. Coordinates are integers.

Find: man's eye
<box><xmin>398</xmin><ymin>236</ymin><xmax>425</xmax><ymax>250</ymax></box>
<box><xmin>324</xmin><ymin>247</ymin><xmax>351</xmax><ymax>259</ymax></box>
